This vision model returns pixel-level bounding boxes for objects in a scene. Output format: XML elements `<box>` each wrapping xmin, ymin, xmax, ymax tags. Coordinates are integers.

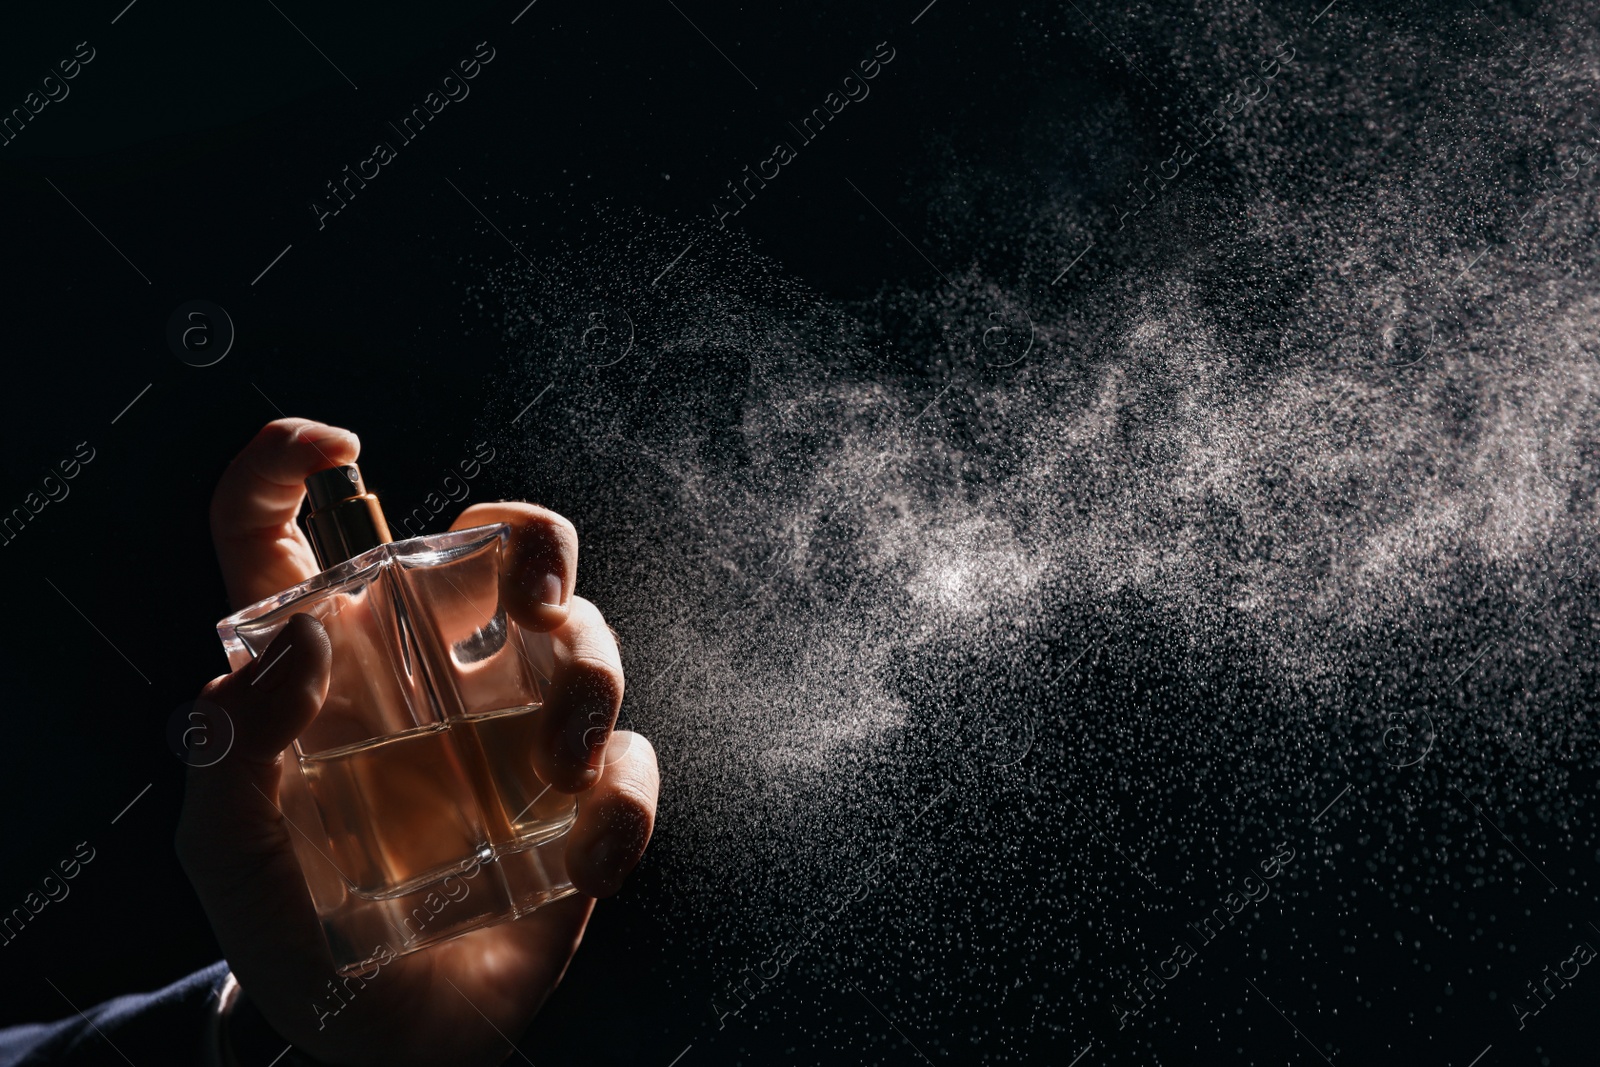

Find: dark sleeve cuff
<box><xmin>0</xmin><ymin>961</ymin><xmax>230</xmax><ymax>1066</ymax></box>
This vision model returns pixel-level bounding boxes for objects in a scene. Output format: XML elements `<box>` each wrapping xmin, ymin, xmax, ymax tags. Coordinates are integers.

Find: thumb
<box><xmin>176</xmin><ymin>613</ymin><xmax>334</xmax><ymax>976</ymax></box>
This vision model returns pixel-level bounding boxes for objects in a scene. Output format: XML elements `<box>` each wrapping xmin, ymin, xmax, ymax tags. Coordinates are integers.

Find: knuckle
<box><xmin>524</xmin><ymin>508</ymin><xmax>579</xmax><ymax>558</ymax></box>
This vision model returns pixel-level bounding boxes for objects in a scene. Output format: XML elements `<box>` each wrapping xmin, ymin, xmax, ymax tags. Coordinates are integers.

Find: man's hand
<box><xmin>176</xmin><ymin>418</ymin><xmax>659</xmax><ymax>1067</ymax></box>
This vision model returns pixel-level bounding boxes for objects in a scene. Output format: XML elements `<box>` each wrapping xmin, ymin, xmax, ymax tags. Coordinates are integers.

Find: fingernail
<box><xmin>565</xmin><ymin>718</ymin><xmax>605</xmax><ymax>768</ymax></box>
<box><xmin>573</xmin><ymin>810</ymin><xmax>647</xmax><ymax>894</ymax></box>
<box><xmin>295</xmin><ymin>422</ymin><xmax>358</xmax><ymax>450</ymax></box>
<box><xmin>537</xmin><ymin>572</ymin><xmax>564</xmax><ymax>608</ymax></box>
<box><xmin>318</xmin><ymin>428</ymin><xmax>360</xmax><ymax>454</ymax></box>
<box><xmin>584</xmin><ymin>834</ymin><xmax>622</xmax><ymax>876</ymax></box>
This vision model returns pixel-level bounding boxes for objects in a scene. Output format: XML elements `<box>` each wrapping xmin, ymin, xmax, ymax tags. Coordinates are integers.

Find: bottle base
<box><xmin>324</xmin><ymin>826</ymin><xmax>578</xmax><ymax>977</ymax></box>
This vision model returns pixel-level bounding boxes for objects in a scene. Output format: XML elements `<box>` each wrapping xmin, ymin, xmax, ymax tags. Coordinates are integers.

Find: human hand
<box><xmin>176</xmin><ymin>418</ymin><xmax>658</xmax><ymax>1066</ymax></box>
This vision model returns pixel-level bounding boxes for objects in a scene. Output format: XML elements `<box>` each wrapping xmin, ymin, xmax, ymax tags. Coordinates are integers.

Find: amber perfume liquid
<box><xmin>461</xmin><ymin>706</ymin><xmax>577</xmax><ymax>840</ymax></box>
<box><xmin>218</xmin><ymin>464</ymin><xmax>580</xmax><ymax>974</ymax></box>
<box><xmin>300</xmin><ymin>725</ymin><xmax>486</xmax><ymax>898</ymax></box>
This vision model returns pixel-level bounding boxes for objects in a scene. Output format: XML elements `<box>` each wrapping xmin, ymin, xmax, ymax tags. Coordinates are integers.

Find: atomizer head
<box><xmin>304</xmin><ymin>463</ymin><xmax>393</xmax><ymax>568</ymax></box>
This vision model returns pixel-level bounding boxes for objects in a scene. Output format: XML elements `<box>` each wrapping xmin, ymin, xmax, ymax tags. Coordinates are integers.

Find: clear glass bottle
<box><xmin>217</xmin><ymin>464</ymin><xmax>578</xmax><ymax>975</ymax></box>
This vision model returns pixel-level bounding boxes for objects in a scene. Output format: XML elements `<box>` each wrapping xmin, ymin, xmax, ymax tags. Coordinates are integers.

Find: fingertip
<box><xmin>252</xmin><ymin>418</ymin><xmax>361</xmax><ymax>473</ymax></box>
<box><xmin>286</xmin><ymin>613</ymin><xmax>333</xmax><ymax>708</ymax></box>
<box><xmin>567</xmin><ymin>797</ymin><xmax>653</xmax><ymax>898</ymax></box>
<box><xmin>297</xmin><ymin>420</ymin><xmax>360</xmax><ymax>460</ymax></box>
<box><xmin>275</xmin><ymin>416</ymin><xmax>359</xmax><ymax>450</ymax></box>
<box><xmin>258</xmin><ymin>611</ymin><xmax>329</xmax><ymax>663</ymax></box>
<box><xmin>452</xmin><ymin>503</ymin><xmax>579</xmax><ymax>631</ymax></box>
<box><xmin>279</xmin><ymin>611</ymin><xmax>332</xmax><ymax>668</ymax></box>
<box><xmin>211</xmin><ymin>419</ymin><xmax>360</xmax><ymax>543</ymax></box>
<box><xmin>228</xmin><ymin>613</ymin><xmax>331</xmax><ymax>761</ymax></box>
<box><xmin>548</xmin><ymin>653</ymin><xmax>626</xmax><ymax>790</ymax></box>
<box><xmin>517</xmin><ymin>599</ymin><xmax>571</xmax><ymax>634</ymax></box>
<box><xmin>567</xmin><ymin>732</ymin><xmax>658</xmax><ymax>898</ymax></box>
<box><xmin>507</xmin><ymin>531</ymin><xmax>578</xmax><ymax>631</ymax></box>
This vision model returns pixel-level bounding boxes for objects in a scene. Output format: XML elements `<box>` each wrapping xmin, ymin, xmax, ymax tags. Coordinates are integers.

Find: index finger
<box><xmin>211</xmin><ymin>418</ymin><xmax>361</xmax><ymax>607</ymax></box>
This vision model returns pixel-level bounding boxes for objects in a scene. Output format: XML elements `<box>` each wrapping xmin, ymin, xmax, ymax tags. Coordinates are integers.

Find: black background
<box><xmin>2</xmin><ymin>1</ymin><xmax>1598</xmax><ymax>1065</ymax></box>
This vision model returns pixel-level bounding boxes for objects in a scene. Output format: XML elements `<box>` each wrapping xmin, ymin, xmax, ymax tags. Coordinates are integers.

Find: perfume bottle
<box><xmin>217</xmin><ymin>464</ymin><xmax>578</xmax><ymax>975</ymax></box>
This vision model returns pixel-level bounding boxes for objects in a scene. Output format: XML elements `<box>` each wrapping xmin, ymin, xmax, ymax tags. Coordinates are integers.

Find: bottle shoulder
<box><xmin>216</xmin><ymin>523</ymin><xmax>508</xmax><ymax>648</ymax></box>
